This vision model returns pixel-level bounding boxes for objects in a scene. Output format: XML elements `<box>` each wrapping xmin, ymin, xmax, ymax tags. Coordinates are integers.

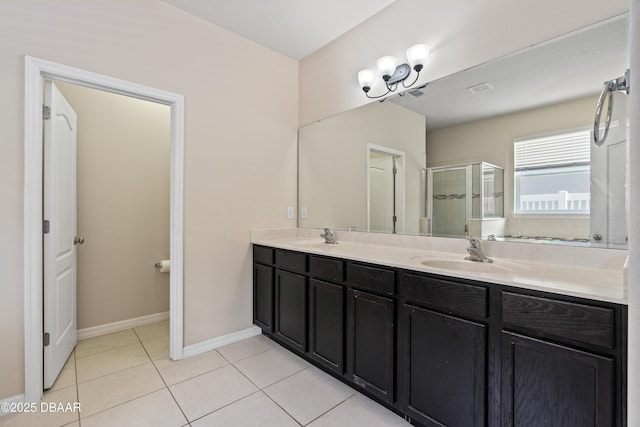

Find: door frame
<box><xmin>366</xmin><ymin>143</ymin><xmax>406</xmax><ymax>233</ymax></box>
<box><xmin>23</xmin><ymin>55</ymin><xmax>184</xmax><ymax>403</ymax></box>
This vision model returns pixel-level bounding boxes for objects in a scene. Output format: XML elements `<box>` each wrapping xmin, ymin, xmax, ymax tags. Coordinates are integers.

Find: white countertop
<box><xmin>251</xmin><ymin>233</ymin><xmax>627</xmax><ymax>305</ymax></box>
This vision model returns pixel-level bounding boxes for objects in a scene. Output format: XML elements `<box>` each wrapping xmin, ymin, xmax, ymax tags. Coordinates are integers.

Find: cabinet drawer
<box><xmin>310</xmin><ymin>256</ymin><xmax>344</xmax><ymax>283</ymax></box>
<box><xmin>253</xmin><ymin>245</ymin><xmax>274</xmax><ymax>265</ymax></box>
<box><xmin>347</xmin><ymin>263</ymin><xmax>395</xmax><ymax>295</ymax></box>
<box><xmin>400</xmin><ymin>273</ymin><xmax>487</xmax><ymax>318</ymax></box>
<box><xmin>502</xmin><ymin>292</ymin><xmax>615</xmax><ymax>349</ymax></box>
<box><xmin>275</xmin><ymin>249</ymin><xmax>307</xmax><ymax>273</ymax></box>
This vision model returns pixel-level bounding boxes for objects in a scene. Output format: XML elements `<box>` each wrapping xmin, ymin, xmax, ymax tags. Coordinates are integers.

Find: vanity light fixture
<box><xmin>358</xmin><ymin>44</ymin><xmax>429</xmax><ymax>99</ymax></box>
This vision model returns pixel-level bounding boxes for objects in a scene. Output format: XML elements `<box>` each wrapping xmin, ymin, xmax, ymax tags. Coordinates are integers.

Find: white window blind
<box><xmin>514</xmin><ymin>130</ymin><xmax>591</xmax><ymax>170</ymax></box>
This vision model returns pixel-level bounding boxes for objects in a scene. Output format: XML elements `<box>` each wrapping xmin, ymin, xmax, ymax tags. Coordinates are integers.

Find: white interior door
<box><xmin>369</xmin><ymin>155</ymin><xmax>394</xmax><ymax>233</ymax></box>
<box><xmin>368</xmin><ymin>146</ymin><xmax>406</xmax><ymax>234</ymax></box>
<box><xmin>590</xmin><ymin>124</ymin><xmax>628</xmax><ymax>248</ymax></box>
<box><xmin>43</xmin><ymin>80</ymin><xmax>78</xmax><ymax>389</ymax></box>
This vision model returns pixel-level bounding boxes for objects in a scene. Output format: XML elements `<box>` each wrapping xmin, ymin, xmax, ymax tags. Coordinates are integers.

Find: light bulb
<box><xmin>376</xmin><ymin>56</ymin><xmax>397</xmax><ymax>81</ymax></box>
<box><xmin>358</xmin><ymin>69</ymin><xmax>376</xmax><ymax>92</ymax></box>
<box><xmin>406</xmin><ymin>44</ymin><xmax>429</xmax><ymax>72</ymax></box>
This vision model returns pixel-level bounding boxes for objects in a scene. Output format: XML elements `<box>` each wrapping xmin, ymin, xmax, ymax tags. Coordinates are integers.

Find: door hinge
<box><xmin>43</xmin><ymin>332</ymin><xmax>50</xmax><ymax>347</ymax></box>
<box><xmin>43</xmin><ymin>105</ymin><xmax>51</xmax><ymax>120</ymax></box>
<box><xmin>43</xmin><ymin>220</ymin><xmax>50</xmax><ymax>234</ymax></box>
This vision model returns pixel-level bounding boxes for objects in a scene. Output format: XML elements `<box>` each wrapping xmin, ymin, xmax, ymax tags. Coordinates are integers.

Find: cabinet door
<box><xmin>274</xmin><ymin>269</ymin><xmax>307</xmax><ymax>352</ymax></box>
<box><xmin>309</xmin><ymin>279</ymin><xmax>344</xmax><ymax>373</ymax></box>
<box><xmin>347</xmin><ymin>289</ymin><xmax>395</xmax><ymax>403</ymax></box>
<box><xmin>253</xmin><ymin>263</ymin><xmax>274</xmax><ymax>332</ymax></box>
<box><xmin>400</xmin><ymin>304</ymin><xmax>486</xmax><ymax>427</ymax></box>
<box><xmin>501</xmin><ymin>331</ymin><xmax>614</xmax><ymax>427</ymax></box>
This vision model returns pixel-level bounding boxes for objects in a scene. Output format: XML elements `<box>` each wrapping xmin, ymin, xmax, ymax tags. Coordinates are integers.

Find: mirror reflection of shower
<box><xmin>368</xmin><ymin>145</ymin><xmax>406</xmax><ymax>234</ymax></box>
<box><xmin>430</xmin><ymin>166</ymin><xmax>468</xmax><ymax>237</ymax></box>
<box><xmin>425</xmin><ymin>162</ymin><xmax>504</xmax><ymax>238</ymax></box>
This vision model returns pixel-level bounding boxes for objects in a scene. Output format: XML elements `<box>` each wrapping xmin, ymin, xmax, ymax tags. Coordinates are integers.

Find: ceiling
<box><xmin>391</xmin><ymin>14</ymin><xmax>629</xmax><ymax>130</ymax></box>
<box><xmin>161</xmin><ymin>0</ymin><xmax>396</xmax><ymax>59</ymax></box>
<box><xmin>159</xmin><ymin>2</ymin><xmax>628</xmax><ymax>128</ymax></box>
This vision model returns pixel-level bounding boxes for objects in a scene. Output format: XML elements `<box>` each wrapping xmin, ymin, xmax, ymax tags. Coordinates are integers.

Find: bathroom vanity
<box><xmin>252</xmin><ymin>234</ymin><xmax>627</xmax><ymax>427</ymax></box>
<box><xmin>283</xmin><ymin>12</ymin><xmax>631</xmax><ymax>427</ymax></box>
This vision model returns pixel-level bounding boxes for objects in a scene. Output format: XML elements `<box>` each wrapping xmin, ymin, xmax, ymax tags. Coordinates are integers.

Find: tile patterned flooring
<box><xmin>0</xmin><ymin>322</ymin><xmax>410</xmax><ymax>426</ymax></box>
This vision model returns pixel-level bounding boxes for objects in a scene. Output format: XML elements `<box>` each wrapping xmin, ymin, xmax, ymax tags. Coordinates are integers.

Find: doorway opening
<box><xmin>24</xmin><ymin>56</ymin><xmax>184</xmax><ymax>403</ymax></box>
<box><xmin>367</xmin><ymin>144</ymin><xmax>406</xmax><ymax>234</ymax></box>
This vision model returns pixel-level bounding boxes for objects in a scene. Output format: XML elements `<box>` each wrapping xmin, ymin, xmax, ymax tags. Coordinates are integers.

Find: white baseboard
<box><xmin>183</xmin><ymin>326</ymin><xmax>262</xmax><ymax>358</ymax></box>
<box><xmin>77</xmin><ymin>311</ymin><xmax>170</xmax><ymax>340</ymax></box>
<box><xmin>0</xmin><ymin>394</ymin><xmax>25</xmax><ymax>417</ymax></box>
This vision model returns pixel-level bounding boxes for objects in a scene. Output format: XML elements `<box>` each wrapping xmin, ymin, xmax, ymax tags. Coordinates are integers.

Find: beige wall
<box><xmin>0</xmin><ymin>1</ymin><xmax>298</xmax><ymax>400</ymax></box>
<box><xmin>56</xmin><ymin>82</ymin><xmax>171</xmax><ymax>329</ymax></box>
<box><xmin>0</xmin><ymin>0</ymin><xmax>629</xmax><ymax>403</ymax></box>
<box><xmin>426</xmin><ymin>96</ymin><xmax>599</xmax><ymax>239</ymax></box>
<box><xmin>299</xmin><ymin>0</ymin><xmax>628</xmax><ymax>126</ymax></box>
<box><xmin>299</xmin><ymin>102</ymin><xmax>425</xmax><ymax>234</ymax></box>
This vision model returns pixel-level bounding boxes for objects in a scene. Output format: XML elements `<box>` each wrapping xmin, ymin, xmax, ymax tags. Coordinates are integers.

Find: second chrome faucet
<box><xmin>465</xmin><ymin>238</ymin><xmax>493</xmax><ymax>263</ymax></box>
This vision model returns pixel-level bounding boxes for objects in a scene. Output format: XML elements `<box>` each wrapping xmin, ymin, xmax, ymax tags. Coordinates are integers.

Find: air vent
<box><xmin>467</xmin><ymin>82</ymin><xmax>493</xmax><ymax>94</ymax></box>
<box><xmin>408</xmin><ymin>89</ymin><xmax>425</xmax><ymax>97</ymax></box>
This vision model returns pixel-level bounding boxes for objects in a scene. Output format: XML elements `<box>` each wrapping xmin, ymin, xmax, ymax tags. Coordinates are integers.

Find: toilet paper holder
<box><xmin>155</xmin><ymin>260</ymin><xmax>171</xmax><ymax>273</ymax></box>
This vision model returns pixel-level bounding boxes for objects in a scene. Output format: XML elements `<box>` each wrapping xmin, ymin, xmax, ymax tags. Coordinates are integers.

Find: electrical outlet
<box><xmin>287</xmin><ymin>207</ymin><xmax>295</xmax><ymax>219</ymax></box>
<box><xmin>300</xmin><ymin>207</ymin><xmax>308</xmax><ymax>219</ymax></box>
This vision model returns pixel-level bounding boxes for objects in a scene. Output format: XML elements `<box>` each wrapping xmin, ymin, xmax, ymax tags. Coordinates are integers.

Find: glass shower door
<box><xmin>431</xmin><ymin>167</ymin><xmax>468</xmax><ymax>238</ymax></box>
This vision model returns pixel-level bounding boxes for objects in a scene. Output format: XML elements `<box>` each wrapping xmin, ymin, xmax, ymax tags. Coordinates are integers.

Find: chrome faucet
<box><xmin>320</xmin><ymin>228</ymin><xmax>337</xmax><ymax>244</ymax></box>
<box><xmin>465</xmin><ymin>238</ymin><xmax>493</xmax><ymax>263</ymax></box>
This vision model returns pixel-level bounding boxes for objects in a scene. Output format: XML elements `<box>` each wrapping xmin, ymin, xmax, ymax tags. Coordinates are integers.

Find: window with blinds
<box><xmin>514</xmin><ymin>130</ymin><xmax>590</xmax><ymax>214</ymax></box>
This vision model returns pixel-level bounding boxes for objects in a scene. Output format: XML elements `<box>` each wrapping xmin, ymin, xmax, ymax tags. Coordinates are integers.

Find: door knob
<box><xmin>74</xmin><ymin>236</ymin><xmax>85</xmax><ymax>245</ymax></box>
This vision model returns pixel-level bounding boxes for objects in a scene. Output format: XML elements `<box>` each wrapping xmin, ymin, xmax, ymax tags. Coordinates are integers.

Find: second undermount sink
<box><xmin>418</xmin><ymin>258</ymin><xmax>514</xmax><ymax>274</ymax></box>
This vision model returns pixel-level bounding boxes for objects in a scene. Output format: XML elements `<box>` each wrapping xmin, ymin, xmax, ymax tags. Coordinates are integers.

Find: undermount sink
<box><xmin>290</xmin><ymin>240</ymin><xmax>339</xmax><ymax>250</ymax></box>
<box><xmin>418</xmin><ymin>258</ymin><xmax>514</xmax><ymax>274</ymax></box>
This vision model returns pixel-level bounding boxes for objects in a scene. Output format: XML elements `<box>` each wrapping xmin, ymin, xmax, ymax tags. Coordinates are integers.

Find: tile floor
<box><xmin>0</xmin><ymin>321</ymin><xmax>410</xmax><ymax>427</ymax></box>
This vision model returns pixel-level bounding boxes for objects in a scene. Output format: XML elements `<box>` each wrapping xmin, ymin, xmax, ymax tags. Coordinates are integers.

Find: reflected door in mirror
<box><xmin>369</xmin><ymin>150</ymin><xmax>403</xmax><ymax>233</ymax></box>
<box><xmin>590</xmin><ymin>123</ymin><xmax>628</xmax><ymax>247</ymax></box>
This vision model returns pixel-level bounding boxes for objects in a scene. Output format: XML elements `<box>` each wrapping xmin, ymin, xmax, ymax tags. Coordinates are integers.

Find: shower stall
<box><xmin>424</xmin><ymin>162</ymin><xmax>504</xmax><ymax>238</ymax></box>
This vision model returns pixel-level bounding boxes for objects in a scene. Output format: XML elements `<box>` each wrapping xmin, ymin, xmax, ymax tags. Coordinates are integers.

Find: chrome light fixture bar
<box><xmin>358</xmin><ymin>44</ymin><xmax>429</xmax><ymax>99</ymax></box>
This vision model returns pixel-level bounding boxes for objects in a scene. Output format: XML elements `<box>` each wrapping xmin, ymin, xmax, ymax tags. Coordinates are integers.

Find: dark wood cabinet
<box><xmin>501</xmin><ymin>331</ymin><xmax>615</xmax><ymax>427</ymax></box>
<box><xmin>400</xmin><ymin>303</ymin><xmax>487</xmax><ymax>427</ymax></box>
<box><xmin>253</xmin><ymin>245</ymin><xmax>275</xmax><ymax>333</ymax></box>
<box><xmin>274</xmin><ymin>269</ymin><xmax>308</xmax><ymax>352</ymax></box>
<box><xmin>309</xmin><ymin>278</ymin><xmax>344</xmax><ymax>373</ymax></box>
<box><xmin>253</xmin><ymin>263</ymin><xmax>274</xmax><ymax>332</ymax></box>
<box><xmin>252</xmin><ymin>245</ymin><xmax>626</xmax><ymax>426</ymax></box>
<box><xmin>501</xmin><ymin>291</ymin><xmax>622</xmax><ymax>427</ymax></box>
<box><xmin>346</xmin><ymin>289</ymin><xmax>395</xmax><ymax>403</ymax></box>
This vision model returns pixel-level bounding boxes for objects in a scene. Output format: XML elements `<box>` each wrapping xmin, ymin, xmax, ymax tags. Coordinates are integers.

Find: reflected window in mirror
<box><xmin>514</xmin><ymin>129</ymin><xmax>591</xmax><ymax>215</ymax></box>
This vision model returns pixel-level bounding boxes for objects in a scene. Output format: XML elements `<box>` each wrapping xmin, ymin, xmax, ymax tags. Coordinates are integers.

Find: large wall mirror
<box><xmin>299</xmin><ymin>13</ymin><xmax>629</xmax><ymax>249</ymax></box>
